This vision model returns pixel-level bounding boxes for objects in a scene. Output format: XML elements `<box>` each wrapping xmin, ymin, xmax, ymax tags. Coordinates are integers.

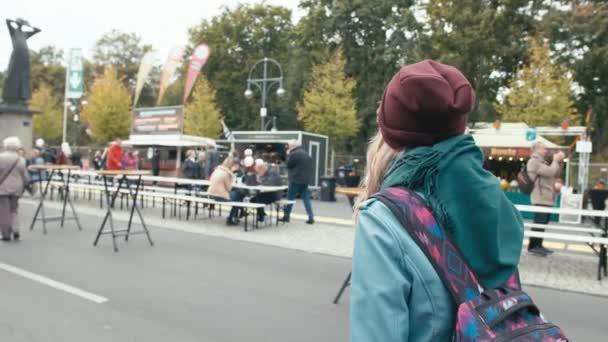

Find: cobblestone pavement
<box><xmin>20</xmin><ymin>193</ymin><xmax>608</xmax><ymax>297</ymax></box>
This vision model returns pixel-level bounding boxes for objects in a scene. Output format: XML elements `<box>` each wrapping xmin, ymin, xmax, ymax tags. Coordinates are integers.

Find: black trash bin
<box><xmin>320</xmin><ymin>176</ymin><xmax>336</xmax><ymax>202</ymax></box>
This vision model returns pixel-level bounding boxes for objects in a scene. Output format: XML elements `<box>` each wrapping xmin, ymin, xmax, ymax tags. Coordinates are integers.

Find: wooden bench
<box><xmin>524</xmin><ymin>223</ymin><xmax>603</xmax><ymax>234</ymax></box>
<box><xmin>518</xmin><ymin>204</ymin><xmax>608</xmax><ymax>280</ymax></box>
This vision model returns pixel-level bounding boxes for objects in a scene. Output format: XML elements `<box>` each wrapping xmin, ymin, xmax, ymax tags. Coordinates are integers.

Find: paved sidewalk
<box><xmin>20</xmin><ymin>195</ymin><xmax>608</xmax><ymax>297</ymax></box>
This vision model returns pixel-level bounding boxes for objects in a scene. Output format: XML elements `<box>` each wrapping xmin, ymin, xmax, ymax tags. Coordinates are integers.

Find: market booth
<box><xmin>218</xmin><ymin>131</ymin><xmax>329</xmax><ymax>188</ymax></box>
<box><xmin>469</xmin><ymin>123</ymin><xmax>571</xmax><ymax>182</ymax></box>
<box><xmin>124</xmin><ymin>106</ymin><xmax>217</xmax><ymax>176</ymax></box>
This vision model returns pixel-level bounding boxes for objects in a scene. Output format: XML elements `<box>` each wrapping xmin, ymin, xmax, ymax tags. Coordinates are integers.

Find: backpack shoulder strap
<box><xmin>373</xmin><ymin>187</ymin><xmax>485</xmax><ymax>304</ymax></box>
<box><xmin>0</xmin><ymin>157</ymin><xmax>20</xmax><ymax>188</ymax></box>
<box><xmin>373</xmin><ymin>187</ymin><xmax>522</xmax><ymax>304</ymax></box>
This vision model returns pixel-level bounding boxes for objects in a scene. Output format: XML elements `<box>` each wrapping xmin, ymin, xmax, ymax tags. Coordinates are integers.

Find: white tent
<box><xmin>470</xmin><ymin>123</ymin><xmax>562</xmax><ymax>149</ymax></box>
<box><xmin>123</xmin><ymin>134</ymin><xmax>216</xmax><ymax>147</ymax></box>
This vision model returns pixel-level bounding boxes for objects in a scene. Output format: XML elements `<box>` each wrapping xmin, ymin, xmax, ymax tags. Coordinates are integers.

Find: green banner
<box><xmin>66</xmin><ymin>48</ymin><xmax>84</xmax><ymax>99</ymax></box>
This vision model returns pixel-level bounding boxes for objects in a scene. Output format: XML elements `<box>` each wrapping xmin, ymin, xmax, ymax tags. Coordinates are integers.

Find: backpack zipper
<box><xmin>494</xmin><ymin>323</ymin><xmax>558</xmax><ymax>342</ymax></box>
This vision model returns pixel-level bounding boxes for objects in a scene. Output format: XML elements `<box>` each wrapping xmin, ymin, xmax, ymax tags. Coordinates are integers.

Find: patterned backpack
<box><xmin>373</xmin><ymin>187</ymin><xmax>568</xmax><ymax>342</ymax></box>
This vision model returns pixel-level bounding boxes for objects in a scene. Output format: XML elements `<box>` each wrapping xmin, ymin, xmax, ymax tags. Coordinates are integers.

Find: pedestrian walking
<box><xmin>527</xmin><ymin>141</ymin><xmax>565</xmax><ymax>256</ymax></box>
<box><xmin>280</xmin><ymin>140</ymin><xmax>314</xmax><ymax>224</ymax></box>
<box><xmin>350</xmin><ymin>60</ymin><xmax>524</xmax><ymax>341</ymax></box>
<box><xmin>0</xmin><ymin>137</ymin><xmax>30</xmax><ymax>241</ymax></box>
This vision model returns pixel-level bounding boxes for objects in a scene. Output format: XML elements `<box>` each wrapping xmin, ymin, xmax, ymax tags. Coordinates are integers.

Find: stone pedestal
<box><xmin>0</xmin><ymin>105</ymin><xmax>40</xmax><ymax>150</ymax></box>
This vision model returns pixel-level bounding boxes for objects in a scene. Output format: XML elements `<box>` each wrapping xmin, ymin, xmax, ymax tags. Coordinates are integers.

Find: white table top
<box><xmin>68</xmin><ymin>172</ymin><xmax>287</xmax><ymax>193</ymax></box>
<box><xmin>516</xmin><ymin>204</ymin><xmax>608</xmax><ymax>218</ymax></box>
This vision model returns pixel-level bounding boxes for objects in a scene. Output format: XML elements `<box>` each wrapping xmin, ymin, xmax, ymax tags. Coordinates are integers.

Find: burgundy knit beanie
<box><xmin>378</xmin><ymin>60</ymin><xmax>475</xmax><ymax>149</ymax></box>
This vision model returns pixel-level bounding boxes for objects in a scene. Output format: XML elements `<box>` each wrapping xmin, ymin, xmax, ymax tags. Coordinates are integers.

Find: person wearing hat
<box><xmin>0</xmin><ymin>137</ymin><xmax>30</xmax><ymax>241</ymax></box>
<box><xmin>350</xmin><ymin>60</ymin><xmax>524</xmax><ymax>341</ymax></box>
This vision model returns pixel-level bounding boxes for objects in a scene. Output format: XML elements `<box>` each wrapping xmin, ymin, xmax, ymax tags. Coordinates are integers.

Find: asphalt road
<box><xmin>0</xmin><ymin>203</ymin><xmax>606</xmax><ymax>341</ymax></box>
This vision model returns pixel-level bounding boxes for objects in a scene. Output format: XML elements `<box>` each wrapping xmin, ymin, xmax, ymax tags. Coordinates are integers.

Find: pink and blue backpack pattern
<box><xmin>373</xmin><ymin>187</ymin><xmax>568</xmax><ymax>342</ymax></box>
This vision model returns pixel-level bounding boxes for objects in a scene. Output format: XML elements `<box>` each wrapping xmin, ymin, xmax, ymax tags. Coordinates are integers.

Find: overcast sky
<box><xmin>0</xmin><ymin>0</ymin><xmax>302</xmax><ymax>68</ymax></box>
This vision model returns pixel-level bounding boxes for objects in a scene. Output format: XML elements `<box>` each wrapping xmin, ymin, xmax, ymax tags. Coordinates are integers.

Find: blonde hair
<box><xmin>354</xmin><ymin>132</ymin><xmax>401</xmax><ymax>219</ymax></box>
<box><xmin>222</xmin><ymin>156</ymin><xmax>234</xmax><ymax>169</ymax></box>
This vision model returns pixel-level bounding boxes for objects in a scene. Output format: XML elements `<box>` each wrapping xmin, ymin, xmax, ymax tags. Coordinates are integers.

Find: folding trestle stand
<box><xmin>93</xmin><ymin>173</ymin><xmax>154</xmax><ymax>252</ymax></box>
<box><xmin>29</xmin><ymin>167</ymin><xmax>83</xmax><ymax>234</ymax></box>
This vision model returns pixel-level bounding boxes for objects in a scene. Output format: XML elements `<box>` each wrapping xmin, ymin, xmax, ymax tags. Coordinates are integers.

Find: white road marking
<box><xmin>0</xmin><ymin>262</ymin><xmax>108</xmax><ymax>304</ymax></box>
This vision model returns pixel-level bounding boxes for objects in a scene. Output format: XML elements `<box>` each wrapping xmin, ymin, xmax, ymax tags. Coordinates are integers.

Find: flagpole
<box><xmin>62</xmin><ymin>57</ymin><xmax>69</xmax><ymax>143</ymax></box>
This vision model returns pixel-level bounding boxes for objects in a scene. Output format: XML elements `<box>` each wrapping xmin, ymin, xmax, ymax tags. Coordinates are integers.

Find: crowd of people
<box><xmin>206</xmin><ymin>140</ymin><xmax>315</xmax><ymax>226</ymax></box>
<box><xmin>0</xmin><ymin>134</ymin><xmax>317</xmax><ymax>240</ymax></box>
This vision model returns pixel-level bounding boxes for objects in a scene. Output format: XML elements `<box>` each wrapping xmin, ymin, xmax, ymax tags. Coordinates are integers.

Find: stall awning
<box><xmin>470</xmin><ymin>123</ymin><xmax>567</xmax><ymax>158</ymax></box>
<box><xmin>123</xmin><ymin>134</ymin><xmax>217</xmax><ymax>147</ymax></box>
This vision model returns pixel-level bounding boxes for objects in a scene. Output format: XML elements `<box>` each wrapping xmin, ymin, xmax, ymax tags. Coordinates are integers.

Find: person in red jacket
<box><xmin>105</xmin><ymin>139</ymin><xmax>124</xmax><ymax>170</ymax></box>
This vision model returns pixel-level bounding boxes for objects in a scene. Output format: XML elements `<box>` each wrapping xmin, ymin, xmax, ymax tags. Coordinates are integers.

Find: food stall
<box><xmin>469</xmin><ymin>123</ymin><xmax>571</xmax><ymax>182</ymax></box>
<box><xmin>217</xmin><ymin>130</ymin><xmax>329</xmax><ymax>188</ymax></box>
<box><xmin>124</xmin><ymin>106</ymin><xmax>217</xmax><ymax>176</ymax></box>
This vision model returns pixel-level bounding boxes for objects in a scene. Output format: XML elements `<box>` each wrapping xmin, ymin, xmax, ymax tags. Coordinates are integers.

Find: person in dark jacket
<box><xmin>151</xmin><ymin>149</ymin><xmax>161</xmax><ymax>176</ymax></box>
<box><xmin>182</xmin><ymin>150</ymin><xmax>199</xmax><ymax>179</ymax></box>
<box><xmin>41</xmin><ymin>147</ymin><xmax>56</xmax><ymax>164</ymax></box>
<box><xmin>93</xmin><ymin>150</ymin><xmax>104</xmax><ymax>170</ymax></box>
<box><xmin>281</xmin><ymin>140</ymin><xmax>314</xmax><ymax>224</ymax></box>
<box><xmin>204</xmin><ymin>146</ymin><xmax>220</xmax><ymax>179</ymax></box>
<box><xmin>251</xmin><ymin>160</ymin><xmax>283</xmax><ymax>222</ymax></box>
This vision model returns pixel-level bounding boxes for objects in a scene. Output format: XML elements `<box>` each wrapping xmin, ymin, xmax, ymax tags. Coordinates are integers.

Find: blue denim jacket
<box><xmin>351</xmin><ymin>198</ymin><xmax>454</xmax><ymax>341</ymax></box>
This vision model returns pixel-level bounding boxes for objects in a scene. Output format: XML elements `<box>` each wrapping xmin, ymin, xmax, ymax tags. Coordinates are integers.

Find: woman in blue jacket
<box><xmin>350</xmin><ymin>60</ymin><xmax>524</xmax><ymax>341</ymax></box>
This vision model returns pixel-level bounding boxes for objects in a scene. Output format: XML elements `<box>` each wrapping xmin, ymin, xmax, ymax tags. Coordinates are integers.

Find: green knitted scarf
<box><xmin>382</xmin><ymin>134</ymin><xmax>524</xmax><ymax>289</ymax></box>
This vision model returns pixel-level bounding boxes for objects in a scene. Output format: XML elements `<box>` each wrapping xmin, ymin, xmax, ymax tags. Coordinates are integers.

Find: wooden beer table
<box><xmin>28</xmin><ymin>164</ymin><xmax>83</xmax><ymax>234</ymax></box>
<box><xmin>336</xmin><ymin>187</ymin><xmax>363</xmax><ymax>208</ymax></box>
<box><xmin>94</xmin><ymin>170</ymin><xmax>154</xmax><ymax>252</ymax></box>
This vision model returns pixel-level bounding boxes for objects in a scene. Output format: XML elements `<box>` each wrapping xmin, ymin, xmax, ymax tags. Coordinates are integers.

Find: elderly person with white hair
<box><xmin>0</xmin><ymin>137</ymin><xmax>30</xmax><ymax>241</ymax></box>
<box><xmin>281</xmin><ymin>139</ymin><xmax>315</xmax><ymax>224</ymax></box>
<box><xmin>250</xmin><ymin>159</ymin><xmax>283</xmax><ymax>222</ymax></box>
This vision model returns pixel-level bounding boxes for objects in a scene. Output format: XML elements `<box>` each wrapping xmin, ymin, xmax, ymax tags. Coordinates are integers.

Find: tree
<box><xmin>426</xmin><ymin>0</ymin><xmax>550</xmax><ymax>123</ymax></box>
<box><xmin>184</xmin><ymin>75</ymin><xmax>222</xmax><ymax>138</ymax></box>
<box><xmin>188</xmin><ymin>4</ymin><xmax>294</xmax><ymax>130</ymax></box>
<box><xmin>30</xmin><ymin>46</ymin><xmax>65</xmax><ymax>98</ymax></box>
<box><xmin>297</xmin><ymin>0</ymin><xmax>426</xmax><ymax>150</ymax></box>
<box><xmin>30</xmin><ymin>84</ymin><xmax>63</xmax><ymax>144</ymax></box>
<box><xmin>297</xmin><ymin>50</ymin><xmax>359</xmax><ymax>149</ymax></box>
<box><xmin>92</xmin><ymin>30</ymin><xmax>152</xmax><ymax>90</ymax></box>
<box><xmin>542</xmin><ymin>2</ymin><xmax>608</xmax><ymax>154</ymax></box>
<box><xmin>496</xmin><ymin>38</ymin><xmax>577</xmax><ymax>127</ymax></box>
<box><xmin>81</xmin><ymin>67</ymin><xmax>131</xmax><ymax>143</ymax></box>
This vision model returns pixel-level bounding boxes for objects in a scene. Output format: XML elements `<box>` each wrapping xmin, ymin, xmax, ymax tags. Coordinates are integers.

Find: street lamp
<box><xmin>244</xmin><ymin>57</ymin><xmax>285</xmax><ymax>131</ymax></box>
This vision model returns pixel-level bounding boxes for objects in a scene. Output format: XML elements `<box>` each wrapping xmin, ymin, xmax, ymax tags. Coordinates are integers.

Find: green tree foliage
<box><xmin>92</xmin><ymin>30</ymin><xmax>152</xmax><ymax>91</ymax></box>
<box><xmin>426</xmin><ymin>0</ymin><xmax>549</xmax><ymax>122</ymax></box>
<box><xmin>30</xmin><ymin>83</ymin><xmax>63</xmax><ymax>144</ymax></box>
<box><xmin>81</xmin><ymin>67</ymin><xmax>131</xmax><ymax>143</ymax></box>
<box><xmin>497</xmin><ymin>38</ymin><xmax>577</xmax><ymax>126</ymax></box>
<box><xmin>298</xmin><ymin>0</ymin><xmax>425</xmax><ymax>151</ymax></box>
<box><xmin>184</xmin><ymin>75</ymin><xmax>222</xmax><ymax>138</ymax></box>
<box><xmin>30</xmin><ymin>46</ymin><xmax>66</xmax><ymax>98</ymax></box>
<box><xmin>297</xmin><ymin>50</ymin><xmax>359</xmax><ymax>149</ymax></box>
<box><xmin>542</xmin><ymin>2</ymin><xmax>608</xmax><ymax>153</ymax></box>
<box><xmin>188</xmin><ymin>4</ymin><xmax>293</xmax><ymax>130</ymax></box>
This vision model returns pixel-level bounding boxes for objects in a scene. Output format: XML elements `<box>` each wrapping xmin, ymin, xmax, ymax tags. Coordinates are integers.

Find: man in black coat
<box><xmin>281</xmin><ymin>140</ymin><xmax>314</xmax><ymax>224</ymax></box>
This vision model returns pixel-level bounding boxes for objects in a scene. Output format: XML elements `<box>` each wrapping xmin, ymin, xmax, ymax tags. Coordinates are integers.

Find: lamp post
<box><xmin>244</xmin><ymin>57</ymin><xmax>285</xmax><ymax>131</ymax></box>
<box><xmin>67</xmin><ymin>98</ymin><xmax>87</xmax><ymax>144</ymax></box>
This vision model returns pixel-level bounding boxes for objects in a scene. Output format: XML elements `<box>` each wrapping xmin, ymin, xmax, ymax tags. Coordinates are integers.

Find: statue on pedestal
<box><xmin>2</xmin><ymin>18</ymin><xmax>41</xmax><ymax>107</ymax></box>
